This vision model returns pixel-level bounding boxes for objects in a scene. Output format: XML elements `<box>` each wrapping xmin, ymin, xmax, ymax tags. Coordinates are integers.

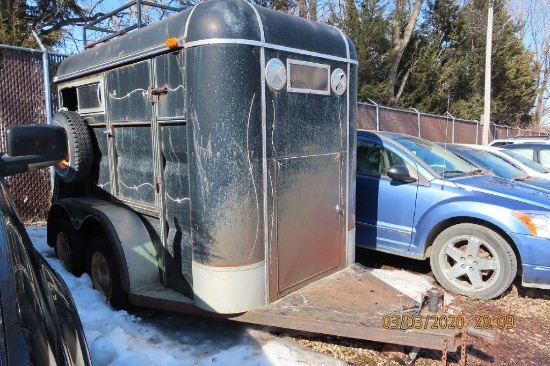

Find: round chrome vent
<box><xmin>265</xmin><ymin>58</ymin><xmax>287</xmax><ymax>91</ymax></box>
<box><xmin>331</xmin><ymin>68</ymin><xmax>347</xmax><ymax>95</ymax></box>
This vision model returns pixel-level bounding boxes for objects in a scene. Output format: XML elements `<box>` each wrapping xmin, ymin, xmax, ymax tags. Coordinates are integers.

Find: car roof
<box><xmin>502</xmin><ymin>143</ymin><xmax>550</xmax><ymax>148</ymax></box>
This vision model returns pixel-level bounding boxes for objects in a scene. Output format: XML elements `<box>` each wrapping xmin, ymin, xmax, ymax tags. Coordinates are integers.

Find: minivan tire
<box><xmin>430</xmin><ymin>223</ymin><xmax>517</xmax><ymax>299</ymax></box>
<box><xmin>86</xmin><ymin>235</ymin><xmax>130</xmax><ymax>310</ymax></box>
<box><xmin>53</xmin><ymin>110</ymin><xmax>93</xmax><ymax>183</ymax></box>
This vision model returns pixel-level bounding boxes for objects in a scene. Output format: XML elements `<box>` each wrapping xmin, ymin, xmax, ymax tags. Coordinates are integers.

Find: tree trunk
<box><xmin>535</xmin><ymin>49</ymin><xmax>550</xmax><ymax>124</ymax></box>
<box><xmin>309</xmin><ymin>0</ymin><xmax>317</xmax><ymax>21</ymax></box>
<box><xmin>298</xmin><ymin>0</ymin><xmax>307</xmax><ymax>18</ymax></box>
<box><xmin>387</xmin><ymin>0</ymin><xmax>423</xmax><ymax>105</ymax></box>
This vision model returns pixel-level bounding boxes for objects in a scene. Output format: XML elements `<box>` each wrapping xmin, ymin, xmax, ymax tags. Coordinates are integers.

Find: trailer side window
<box><xmin>60</xmin><ymin>87</ymin><xmax>78</xmax><ymax>111</ymax></box>
<box><xmin>77</xmin><ymin>83</ymin><xmax>102</xmax><ymax>112</ymax></box>
<box><xmin>60</xmin><ymin>82</ymin><xmax>103</xmax><ymax>114</ymax></box>
<box><xmin>287</xmin><ymin>60</ymin><xmax>329</xmax><ymax>95</ymax></box>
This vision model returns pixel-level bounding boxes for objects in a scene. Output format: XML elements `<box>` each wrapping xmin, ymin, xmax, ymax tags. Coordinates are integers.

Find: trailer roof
<box><xmin>56</xmin><ymin>0</ymin><xmax>357</xmax><ymax>82</ymax></box>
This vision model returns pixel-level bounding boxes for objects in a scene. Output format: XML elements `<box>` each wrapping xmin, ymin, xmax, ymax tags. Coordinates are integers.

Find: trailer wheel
<box><xmin>49</xmin><ymin>218</ymin><xmax>85</xmax><ymax>276</ymax></box>
<box><xmin>430</xmin><ymin>223</ymin><xmax>517</xmax><ymax>299</ymax></box>
<box><xmin>53</xmin><ymin>110</ymin><xmax>93</xmax><ymax>183</ymax></box>
<box><xmin>87</xmin><ymin>235</ymin><xmax>130</xmax><ymax>309</ymax></box>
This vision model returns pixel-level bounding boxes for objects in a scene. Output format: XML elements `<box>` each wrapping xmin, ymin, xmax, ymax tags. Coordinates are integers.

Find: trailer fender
<box><xmin>48</xmin><ymin>198</ymin><xmax>159</xmax><ymax>294</ymax></box>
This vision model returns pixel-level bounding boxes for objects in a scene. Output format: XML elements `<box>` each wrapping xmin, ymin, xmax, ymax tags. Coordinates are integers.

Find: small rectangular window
<box><xmin>77</xmin><ymin>83</ymin><xmax>102</xmax><ymax>113</ymax></box>
<box><xmin>287</xmin><ymin>60</ymin><xmax>329</xmax><ymax>95</ymax></box>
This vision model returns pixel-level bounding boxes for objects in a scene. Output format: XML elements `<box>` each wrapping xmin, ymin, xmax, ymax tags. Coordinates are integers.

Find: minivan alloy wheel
<box><xmin>438</xmin><ymin>235</ymin><xmax>500</xmax><ymax>291</ymax></box>
<box><xmin>430</xmin><ymin>223</ymin><xmax>517</xmax><ymax>299</ymax></box>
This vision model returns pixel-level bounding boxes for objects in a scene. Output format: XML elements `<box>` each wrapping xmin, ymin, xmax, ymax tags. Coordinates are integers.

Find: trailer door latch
<box><xmin>151</xmin><ymin>87</ymin><xmax>169</xmax><ymax>96</ymax></box>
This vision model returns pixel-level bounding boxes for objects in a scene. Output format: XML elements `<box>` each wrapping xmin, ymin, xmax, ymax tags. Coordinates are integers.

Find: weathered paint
<box><xmin>54</xmin><ymin>0</ymin><xmax>357</xmax><ymax>314</ymax></box>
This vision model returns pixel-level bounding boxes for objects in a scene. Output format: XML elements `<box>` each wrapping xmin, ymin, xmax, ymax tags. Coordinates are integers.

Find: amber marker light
<box><xmin>512</xmin><ymin>211</ymin><xmax>538</xmax><ymax>236</ymax></box>
<box><xmin>166</xmin><ymin>38</ymin><xmax>179</xmax><ymax>49</ymax></box>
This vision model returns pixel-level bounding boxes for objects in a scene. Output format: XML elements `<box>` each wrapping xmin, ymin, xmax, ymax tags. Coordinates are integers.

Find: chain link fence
<box><xmin>358</xmin><ymin>102</ymin><xmax>547</xmax><ymax>143</ymax></box>
<box><xmin>0</xmin><ymin>45</ymin><xmax>66</xmax><ymax>223</ymax></box>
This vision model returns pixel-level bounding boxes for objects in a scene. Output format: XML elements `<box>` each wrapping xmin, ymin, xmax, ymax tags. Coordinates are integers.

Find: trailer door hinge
<box><xmin>154</xmin><ymin>175</ymin><xmax>162</xmax><ymax>193</ymax></box>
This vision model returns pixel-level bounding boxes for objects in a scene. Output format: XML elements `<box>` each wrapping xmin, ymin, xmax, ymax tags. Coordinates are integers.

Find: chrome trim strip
<box><xmin>334</xmin><ymin>26</ymin><xmax>352</xmax><ymax>264</ymax></box>
<box><xmin>183</xmin><ymin>0</ymin><xmax>202</xmax><ymax>41</ymax></box>
<box><xmin>356</xmin><ymin>221</ymin><xmax>415</xmax><ymax>234</ymax></box>
<box><xmin>245</xmin><ymin>1</ymin><xmax>265</xmax><ymax>43</ymax></box>
<box><xmin>184</xmin><ymin>39</ymin><xmax>359</xmax><ymax>64</ymax></box>
<box><xmin>57</xmin><ymin>36</ymin><xmax>357</xmax><ymax>82</ymax></box>
<box><xmin>56</xmin><ymin>45</ymin><xmax>169</xmax><ymax>82</ymax></box>
<box><xmin>245</xmin><ymin>0</ymin><xmax>269</xmax><ymax>305</ymax></box>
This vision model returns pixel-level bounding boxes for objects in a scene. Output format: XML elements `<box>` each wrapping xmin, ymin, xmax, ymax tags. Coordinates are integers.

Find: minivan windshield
<box><xmin>393</xmin><ymin>136</ymin><xmax>476</xmax><ymax>177</ymax></box>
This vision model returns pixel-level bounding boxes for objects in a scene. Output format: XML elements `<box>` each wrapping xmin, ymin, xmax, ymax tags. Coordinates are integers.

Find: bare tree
<box><xmin>57</xmin><ymin>0</ymin><xmax>190</xmax><ymax>53</ymax></box>
<box><xmin>387</xmin><ymin>0</ymin><xmax>423</xmax><ymax>105</ymax></box>
<box><xmin>296</xmin><ymin>0</ymin><xmax>318</xmax><ymax>20</ymax></box>
<box><xmin>510</xmin><ymin>0</ymin><xmax>550</xmax><ymax>125</ymax></box>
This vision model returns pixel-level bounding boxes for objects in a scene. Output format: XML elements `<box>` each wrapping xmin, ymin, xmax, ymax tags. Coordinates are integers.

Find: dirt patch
<box><xmin>294</xmin><ymin>250</ymin><xmax>550</xmax><ymax>365</ymax></box>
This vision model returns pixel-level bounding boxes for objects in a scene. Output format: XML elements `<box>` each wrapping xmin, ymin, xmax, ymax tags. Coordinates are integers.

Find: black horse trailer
<box><xmin>47</xmin><ymin>0</ymin><xmax>475</xmax><ymax>360</ymax></box>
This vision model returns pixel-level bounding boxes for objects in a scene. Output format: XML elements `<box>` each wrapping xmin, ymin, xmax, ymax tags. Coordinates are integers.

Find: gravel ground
<box><xmin>292</xmin><ymin>249</ymin><xmax>550</xmax><ymax>365</ymax></box>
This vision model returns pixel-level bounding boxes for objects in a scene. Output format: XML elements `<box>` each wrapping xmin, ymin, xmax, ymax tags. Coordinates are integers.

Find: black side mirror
<box><xmin>0</xmin><ymin>124</ymin><xmax>68</xmax><ymax>177</ymax></box>
<box><xmin>387</xmin><ymin>165</ymin><xmax>417</xmax><ymax>183</ymax></box>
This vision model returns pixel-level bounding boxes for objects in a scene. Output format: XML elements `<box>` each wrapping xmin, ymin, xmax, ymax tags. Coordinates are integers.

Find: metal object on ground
<box><xmin>428</xmin><ymin>287</ymin><xmax>440</xmax><ymax>313</ymax></box>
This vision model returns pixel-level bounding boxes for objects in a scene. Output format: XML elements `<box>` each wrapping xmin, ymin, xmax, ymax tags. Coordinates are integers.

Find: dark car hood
<box><xmin>450</xmin><ymin>175</ymin><xmax>550</xmax><ymax>209</ymax></box>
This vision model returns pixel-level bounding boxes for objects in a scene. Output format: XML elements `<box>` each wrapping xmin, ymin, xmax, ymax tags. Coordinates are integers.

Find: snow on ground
<box><xmin>370</xmin><ymin>269</ymin><xmax>434</xmax><ymax>303</ymax></box>
<box><xmin>27</xmin><ymin>226</ymin><xmax>434</xmax><ymax>366</ymax></box>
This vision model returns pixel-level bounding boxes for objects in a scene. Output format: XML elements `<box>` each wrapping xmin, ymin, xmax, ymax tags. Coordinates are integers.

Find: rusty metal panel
<box><xmin>114</xmin><ymin>125</ymin><xmax>155</xmax><ymax>207</ymax></box>
<box><xmin>234</xmin><ymin>265</ymin><xmax>462</xmax><ymax>351</ymax></box>
<box><xmin>275</xmin><ymin>154</ymin><xmax>341</xmax><ymax>295</ymax></box>
<box><xmin>128</xmin><ymin>265</ymin><xmax>462</xmax><ymax>352</ymax></box>
<box><xmin>106</xmin><ymin>60</ymin><xmax>151</xmax><ymax>122</ymax></box>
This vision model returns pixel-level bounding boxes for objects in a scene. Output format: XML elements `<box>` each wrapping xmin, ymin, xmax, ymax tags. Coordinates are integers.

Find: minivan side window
<box><xmin>357</xmin><ymin>140</ymin><xmax>417</xmax><ymax>180</ymax></box>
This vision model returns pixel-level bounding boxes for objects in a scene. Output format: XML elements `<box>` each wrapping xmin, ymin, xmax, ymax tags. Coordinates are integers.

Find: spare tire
<box><xmin>53</xmin><ymin>111</ymin><xmax>93</xmax><ymax>183</ymax></box>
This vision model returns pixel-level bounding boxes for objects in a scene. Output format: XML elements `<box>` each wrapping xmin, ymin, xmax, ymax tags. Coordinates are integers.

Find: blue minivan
<box><xmin>356</xmin><ymin>130</ymin><xmax>550</xmax><ymax>299</ymax></box>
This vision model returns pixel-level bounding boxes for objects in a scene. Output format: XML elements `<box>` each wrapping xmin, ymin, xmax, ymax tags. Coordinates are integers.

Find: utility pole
<box><xmin>482</xmin><ymin>0</ymin><xmax>494</xmax><ymax>145</ymax></box>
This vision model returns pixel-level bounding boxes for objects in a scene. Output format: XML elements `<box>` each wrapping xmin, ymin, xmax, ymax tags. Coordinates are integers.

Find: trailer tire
<box><xmin>49</xmin><ymin>217</ymin><xmax>86</xmax><ymax>276</ymax></box>
<box><xmin>53</xmin><ymin>110</ymin><xmax>93</xmax><ymax>183</ymax></box>
<box><xmin>430</xmin><ymin>223</ymin><xmax>517</xmax><ymax>299</ymax></box>
<box><xmin>87</xmin><ymin>235</ymin><xmax>130</xmax><ymax>309</ymax></box>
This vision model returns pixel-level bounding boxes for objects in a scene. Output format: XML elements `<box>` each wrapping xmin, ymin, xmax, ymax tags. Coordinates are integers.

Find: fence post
<box><xmin>367</xmin><ymin>99</ymin><xmax>380</xmax><ymax>131</ymax></box>
<box><xmin>31</xmin><ymin>31</ymin><xmax>52</xmax><ymax>125</ymax></box>
<box><xmin>410</xmin><ymin>107</ymin><xmax>421</xmax><ymax>137</ymax></box>
<box><xmin>445</xmin><ymin>112</ymin><xmax>455</xmax><ymax>143</ymax></box>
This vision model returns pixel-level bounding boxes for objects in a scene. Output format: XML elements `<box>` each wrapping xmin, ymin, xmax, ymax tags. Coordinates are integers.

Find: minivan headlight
<box><xmin>512</xmin><ymin>211</ymin><xmax>550</xmax><ymax>238</ymax></box>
